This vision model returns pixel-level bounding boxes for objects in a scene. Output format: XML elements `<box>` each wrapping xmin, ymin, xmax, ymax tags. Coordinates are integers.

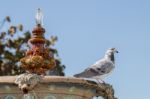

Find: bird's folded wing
<box><xmin>74</xmin><ymin>60</ymin><xmax>114</xmax><ymax>78</ymax></box>
<box><xmin>98</xmin><ymin>62</ymin><xmax>114</xmax><ymax>74</ymax></box>
<box><xmin>74</xmin><ymin>67</ymin><xmax>99</xmax><ymax>78</ymax></box>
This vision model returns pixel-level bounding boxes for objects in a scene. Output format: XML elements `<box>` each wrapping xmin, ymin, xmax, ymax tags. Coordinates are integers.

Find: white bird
<box><xmin>74</xmin><ymin>48</ymin><xmax>118</xmax><ymax>83</ymax></box>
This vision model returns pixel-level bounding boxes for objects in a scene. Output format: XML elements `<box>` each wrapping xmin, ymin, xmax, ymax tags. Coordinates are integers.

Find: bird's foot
<box><xmin>95</xmin><ymin>79</ymin><xmax>105</xmax><ymax>84</ymax></box>
<box><xmin>102</xmin><ymin>80</ymin><xmax>106</xmax><ymax>84</ymax></box>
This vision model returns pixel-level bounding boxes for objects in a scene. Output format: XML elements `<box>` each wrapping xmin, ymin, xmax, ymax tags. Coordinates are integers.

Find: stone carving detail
<box><xmin>20</xmin><ymin>24</ymin><xmax>56</xmax><ymax>74</ymax></box>
<box><xmin>5</xmin><ymin>95</ymin><xmax>16</xmax><ymax>99</ymax></box>
<box><xmin>15</xmin><ymin>73</ymin><xmax>42</xmax><ymax>94</ymax></box>
<box><xmin>45</xmin><ymin>95</ymin><xmax>56</xmax><ymax>99</ymax></box>
<box><xmin>96</xmin><ymin>83</ymin><xmax>117</xmax><ymax>99</ymax></box>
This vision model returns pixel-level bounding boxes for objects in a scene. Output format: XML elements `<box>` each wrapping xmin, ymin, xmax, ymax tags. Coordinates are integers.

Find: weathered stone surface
<box><xmin>0</xmin><ymin>76</ymin><xmax>117</xmax><ymax>99</ymax></box>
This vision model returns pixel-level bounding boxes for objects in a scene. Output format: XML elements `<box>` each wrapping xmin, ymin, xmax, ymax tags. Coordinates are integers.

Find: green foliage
<box><xmin>0</xmin><ymin>16</ymin><xmax>65</xmax><ymax>76</ymax></box>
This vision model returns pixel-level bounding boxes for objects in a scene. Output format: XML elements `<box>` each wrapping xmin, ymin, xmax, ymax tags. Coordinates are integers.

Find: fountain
<box><xmin>0</xmin><ymin>9</ymin><xmax>117</xmax><ymax>99</ymax></box>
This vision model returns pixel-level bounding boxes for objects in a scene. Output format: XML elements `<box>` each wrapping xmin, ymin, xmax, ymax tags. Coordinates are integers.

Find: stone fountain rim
<box><xmin>0</xmin><ymin>76</ymin><xmax>95</xmax><ymax>84</ymax></box>
<box><xmin>0</xmin><ymin>76</ymin><xmax>104</xmax><ymax>90</ymax></box>
<box><xmin>0</xmin><ymin>76</ymin><xmax>116</xmax><ymax>98</ymax></box>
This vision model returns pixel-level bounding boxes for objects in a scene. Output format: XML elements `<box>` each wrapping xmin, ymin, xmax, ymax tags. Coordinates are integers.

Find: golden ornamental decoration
<box><xmin>20</xmin><ymin>9</ymin><xmax>55</xmax><ymax>74</ymax></box>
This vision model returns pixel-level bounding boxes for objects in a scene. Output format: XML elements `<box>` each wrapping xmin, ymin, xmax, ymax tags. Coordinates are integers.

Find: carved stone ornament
<box><xmin>15</xmin><ymin>73</ymin><xmax>42</xmax><ymax>94</ymax></box>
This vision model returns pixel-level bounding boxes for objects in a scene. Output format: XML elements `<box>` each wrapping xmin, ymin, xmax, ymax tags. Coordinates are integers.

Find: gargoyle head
<box><xmin>15</xmin><ymin>73</ymin><xmax>42</xmax><ymax>94</ymax></box>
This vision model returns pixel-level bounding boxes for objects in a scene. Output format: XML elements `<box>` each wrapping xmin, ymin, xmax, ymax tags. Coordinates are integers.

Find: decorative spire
<box><xmin>36</xmin><ymin>8</ymin><xmax>43</xmax><ymax>26</ymax></box>
<box><xmin>20</xmin><ymin>9</ymin><xmax>55</xmax><ymax>74</ymax></box>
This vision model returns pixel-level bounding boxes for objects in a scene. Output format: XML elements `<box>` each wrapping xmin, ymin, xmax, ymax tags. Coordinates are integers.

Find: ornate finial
<box><xmin>36</xmin><ymin>8</ymin><xmax>43</xmax><ymax>25</ymax></box>
<box><xmin>20</xmin><ymin>9</ymin><xmax>55</xmax><ymax>74</ymax></box>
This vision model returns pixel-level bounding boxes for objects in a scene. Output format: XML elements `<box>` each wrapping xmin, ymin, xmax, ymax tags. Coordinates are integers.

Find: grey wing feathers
<box><xmin>74</xmin><ymin>60</ymin><xmax>114</xmax><ymax>78</ymax></box>
<box><xmin>74</xmin><ymin>68</ymin><xmax>99</xmax><ymax>78</ymax></box>
<box><xmin>96</xmin><ymin>61</ymin><xmax>114</xmax><ymax>74</ymax></box>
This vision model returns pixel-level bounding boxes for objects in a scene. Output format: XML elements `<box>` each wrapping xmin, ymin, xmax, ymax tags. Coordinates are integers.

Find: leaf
<box><xmin>0</xmin><ymin>32</ymin><xmax>6</xmax><ymax>39</ymax></box>
<box><xmin>18</xmin><ymin>24</ymin><xmax>23</xmax><ymax>31</ymax></box>
<box><xmin>8</xmin><ymin>26</ymin><xmax>16</xmax><ymax>36</ymax></box>
<box><xmin>50</xmin><ymin>36</ymin><xmax>58</xmax><ymax>46</ymax></box>
<box><xmin>5</xmin><ymin>16</ymin><xmax>11</xmax><ymax>22</ymax></box>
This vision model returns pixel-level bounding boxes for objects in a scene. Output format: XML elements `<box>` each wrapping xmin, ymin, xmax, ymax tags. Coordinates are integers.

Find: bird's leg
<box><xmin>95</xmin><ymin>78</ymin><xmax>105</xmax><ymax>84</ymax></box>
<box><xmin>96</xmin><ymin>78</ymin><xmax>101</xmax><ymax>84</ymax></box>
<box><xmin>101</xmin><ymin>79</ymin><xmax>105</xmax><ymax>84</ymax></box>
<box><xmin>95</xmin><ymin>78</ymin><xmax>102</xmax><ymax>87</ymax></box>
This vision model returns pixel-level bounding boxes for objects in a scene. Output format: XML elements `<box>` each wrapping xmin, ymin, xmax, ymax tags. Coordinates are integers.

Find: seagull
<box><xmin>74</xmin><ymin>48</ymin><xmax>118</xmax><ymax>83</ymax></box>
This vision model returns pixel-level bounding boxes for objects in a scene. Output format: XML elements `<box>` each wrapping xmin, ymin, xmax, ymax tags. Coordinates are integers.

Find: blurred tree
<box><xmin>0</xmin><ymin>16</ymin><xmax>65</xmax><ymax>76</ymax></box>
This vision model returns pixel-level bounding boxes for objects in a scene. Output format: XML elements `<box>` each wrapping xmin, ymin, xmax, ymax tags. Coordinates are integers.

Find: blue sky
<box><xmin>0</xmin><ymin>0</ymin><xmax>150</xmax><ymax>99</ymax></box>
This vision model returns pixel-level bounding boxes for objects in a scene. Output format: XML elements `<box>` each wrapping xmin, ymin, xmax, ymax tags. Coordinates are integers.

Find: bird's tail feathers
<box><xmin>74</xmin><ymin>71</ymin><xmax>90</xmax><ymax>78</ymax></box>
